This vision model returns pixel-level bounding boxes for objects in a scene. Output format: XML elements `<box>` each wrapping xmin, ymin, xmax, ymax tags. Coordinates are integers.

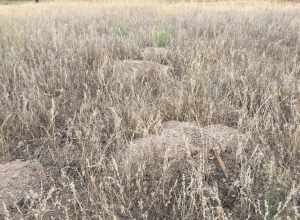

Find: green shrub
<box><xmin>152</xmin><ymin>30</ymin><xmax>172</xmax><ymax>47</ymax></box>
<box><xmin>112</xmin><ymin>24</ymin><xmax>129</xmax><ymax>38</ymax></box>
<box><xmin>265</xmin><ymin>188</ymin><xmax>287</xmax><ymax>220</ymax></box>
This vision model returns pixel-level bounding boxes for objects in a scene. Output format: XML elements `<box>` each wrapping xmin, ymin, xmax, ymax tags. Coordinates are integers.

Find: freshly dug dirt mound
<box><xmin>141</xmin><ymin>47</ymin><xmax>169</xmax><ymax>64</ymax></box>
<box><xmin>124</xmin><ymin>121</ymin><xmax>247</xmax><ymax>171</ymax></box>
<box><xmin>0</xmin><ymin>160</ymin><xmax>45</xmax><ymax>215</ymax></box>
<box><xmin>113</xmin><ymin>60</ymin><xmax>170</xmax><ymax>82</ymax></box>
<box><xmin>120</xmin><ymin>121</ymin><xmax>249</xmax><ymax>210</ymax></box>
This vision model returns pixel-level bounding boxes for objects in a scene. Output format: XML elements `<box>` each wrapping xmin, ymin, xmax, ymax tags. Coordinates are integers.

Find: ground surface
<box><xmin>0</xmin><ymin>1</ymin><xmax>299</xmax><ymax>219</ymax></box>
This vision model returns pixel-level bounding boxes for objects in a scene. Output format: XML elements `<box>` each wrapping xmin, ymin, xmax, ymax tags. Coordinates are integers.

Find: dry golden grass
<box><xmin>0</xmin><ymin>1</ymin><xmax>299</xmax><ymax>219</ymax></box>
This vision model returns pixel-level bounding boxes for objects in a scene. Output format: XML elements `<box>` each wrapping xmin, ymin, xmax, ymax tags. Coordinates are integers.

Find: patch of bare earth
<box><xmin>0</xmin><ymin>160</ymin><xmax>45</xmax><ymax>218</ymax></box>
<box><xmin>119</xmin><ymin>121</ymin><xmax>250</xmax><ymax>219</ymax></box>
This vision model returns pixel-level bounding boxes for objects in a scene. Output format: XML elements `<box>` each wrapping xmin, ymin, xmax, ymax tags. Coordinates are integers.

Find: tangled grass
<box><xmin>0</xmin><ymin>2</ymin><xmax>299</xmax><ymax>219</ymax></box>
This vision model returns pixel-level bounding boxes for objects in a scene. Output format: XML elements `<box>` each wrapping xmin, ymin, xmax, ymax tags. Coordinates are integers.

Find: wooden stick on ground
<box><xmin>212</xmin><ymin>148</ymin><xmax>229</xmax><ymax>179</ymax></box>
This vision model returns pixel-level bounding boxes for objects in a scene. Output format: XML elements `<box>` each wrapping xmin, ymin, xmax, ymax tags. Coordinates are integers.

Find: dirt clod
<box><xmin>113</xmin><ymin>60</ymin><xmax>170</xmax><ymax>82</ymax></box>
<box><xmin>121</xmin><ymin>121</ymin><xmax>249</xmax><ymax>211</ymax></box>
<box><xmin>0</xmin><ymin>160</ymin><xmax>45</xmax><ymax>215</ymax></box>
<box><xmin>141</xmin><ymin>47</ymin><xmax>169</xmax><ymax>64</ymax></box>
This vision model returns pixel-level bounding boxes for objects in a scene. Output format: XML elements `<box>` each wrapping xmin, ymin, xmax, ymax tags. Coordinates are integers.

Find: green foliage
<box><xmin>152</xmin><ymin>30</ymin><xmax>172</xmax><ymax>48</ymax></box>
<box><xmin>112</xmin><ymin>24</ymin><xmax>129</xmax><ymax>38</ymax></box>
<box><xmin>0</xmin><ymin>0</ymin><xmax>30</xmax><ymax>4</ymax></box>
<box><xmin>265</xmin><ymin>188</ymin><xmax>287</xmax><ymax>220</ymax></box>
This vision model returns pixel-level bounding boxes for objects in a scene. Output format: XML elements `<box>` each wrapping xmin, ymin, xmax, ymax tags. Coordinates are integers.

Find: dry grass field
<box><xmin>0</xmin><ymin>1</ymin><xmax>300</xmax><ymax>219</ymax></box>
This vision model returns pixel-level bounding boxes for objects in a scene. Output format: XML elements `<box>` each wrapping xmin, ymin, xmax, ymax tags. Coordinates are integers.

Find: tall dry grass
<box><xmin>0</xmin><ymin>2</ymin><xmax>299</xmax><ymax>219</ymax></box>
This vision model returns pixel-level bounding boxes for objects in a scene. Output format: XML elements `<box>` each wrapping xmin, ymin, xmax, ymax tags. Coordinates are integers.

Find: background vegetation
<box><xmin>0</xmin><ymin>2</ymin><xmax>299</xmax><ymax>219</ymax></box>
<box><xmin>1</xmin><ymin>0</ymin><xmax>300</xmax><ymax>4</ymax></box>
